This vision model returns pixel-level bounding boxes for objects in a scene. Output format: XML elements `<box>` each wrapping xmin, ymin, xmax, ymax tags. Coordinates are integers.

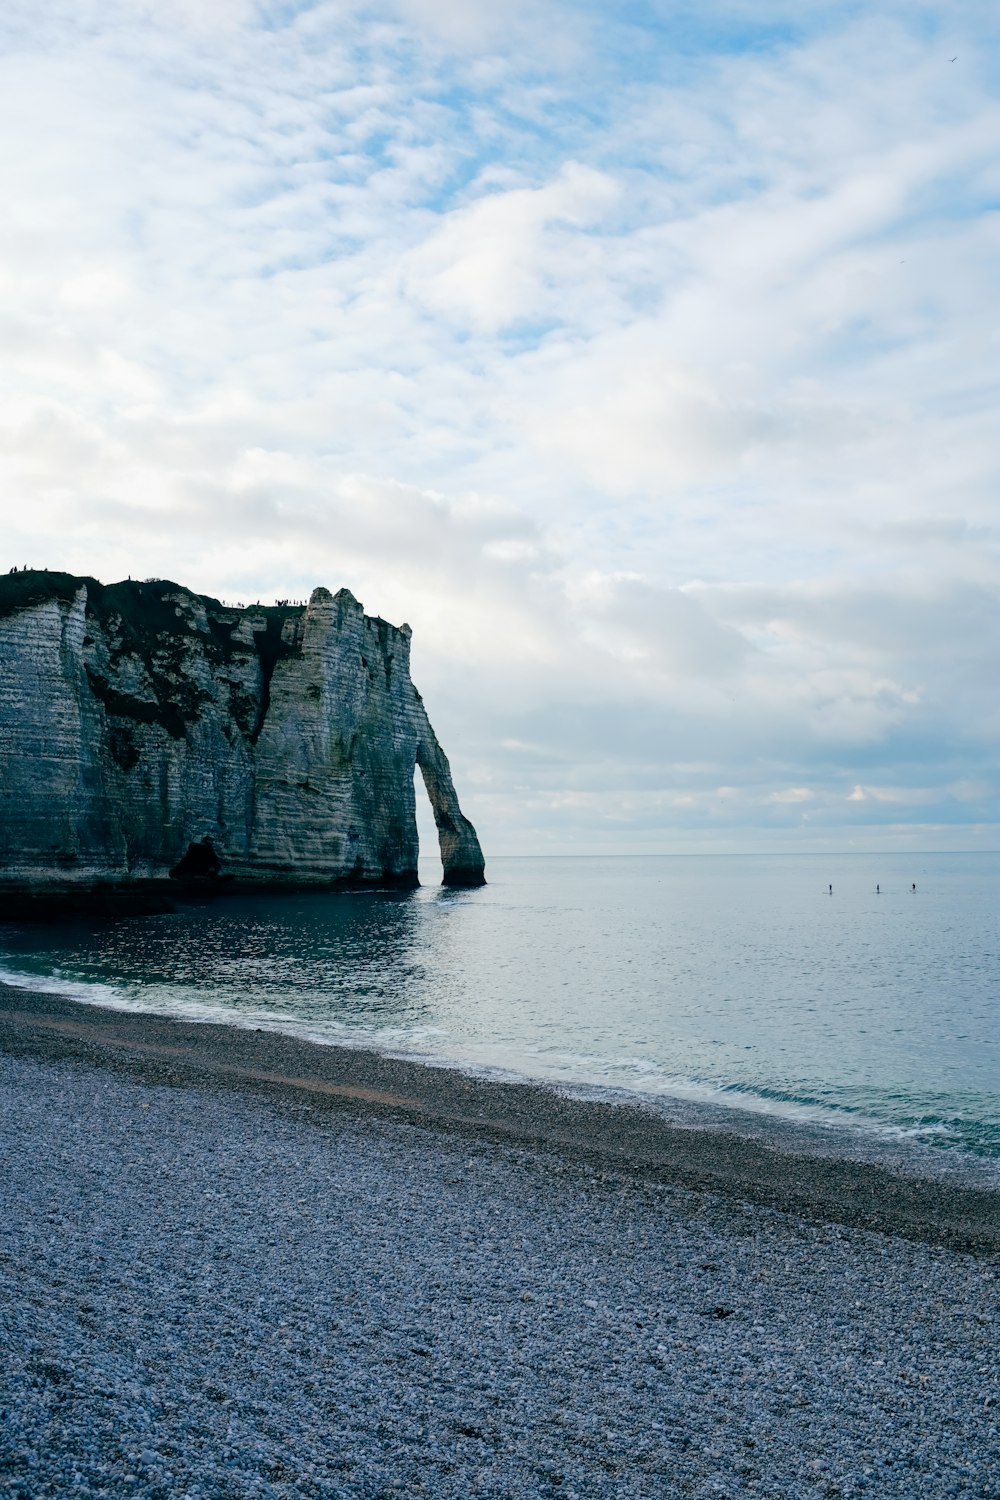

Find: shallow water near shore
<box><xmin>1</xmin><ymin>853</ymin><xmax>998</xmax><ymax>1169</ymax></box>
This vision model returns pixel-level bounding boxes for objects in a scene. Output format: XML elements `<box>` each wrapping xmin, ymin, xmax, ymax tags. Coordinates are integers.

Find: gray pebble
<box><xmin>0</xmin><ymin>1053</ymin><xmax>997</xmax><ymax>1499</ymax></box>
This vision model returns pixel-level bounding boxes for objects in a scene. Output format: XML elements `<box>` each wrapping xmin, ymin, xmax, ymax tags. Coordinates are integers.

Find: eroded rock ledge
<box><xmin>0</xmin><ymin>571</ymin><xmax>485</xmax><ymax>900</ymax></box>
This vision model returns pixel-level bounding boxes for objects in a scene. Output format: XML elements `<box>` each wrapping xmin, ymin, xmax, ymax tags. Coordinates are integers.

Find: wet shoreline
<box><xmin>2</xmin><ymin>979</ymin><xmax>998</xmax><ymax>1254</ymax></box>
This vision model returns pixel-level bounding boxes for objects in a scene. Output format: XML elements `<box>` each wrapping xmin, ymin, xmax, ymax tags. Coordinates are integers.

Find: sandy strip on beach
<box><xmin>1</xmin><ymin>979</ymin><xmax>997</xmax><ymax>1255</ymax></box>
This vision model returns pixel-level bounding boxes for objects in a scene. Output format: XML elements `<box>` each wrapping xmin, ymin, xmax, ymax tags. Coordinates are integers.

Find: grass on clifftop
<box><xmin>0</xmin><ymin>569</ymin><xmax>94</xmax><ymax>620</ymax></box>
<box><xmin>1</xmin><ymin>570</ymin><xmax>305</xmax><ymax>741</ymax></box>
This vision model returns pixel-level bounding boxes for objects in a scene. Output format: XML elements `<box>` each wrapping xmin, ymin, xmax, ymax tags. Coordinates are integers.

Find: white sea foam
<box><xmin>0</xmin><ymin>962</ymin><xmax>454</xmax><ymax>1058</ymax></box>
<box><xmin>3</xmin><ymin>956</ymin><xmax>998</xmax><ymax>1188</ymax></box>
<box><xmin>2</xmin><ymin>851</ymin><xmax>998</xmax><ymax>1181</ymax></box>
<box><xmin>0</xmin><ymin>964</ymin><xmax>126</xmax><ymax>1011</ymax></box>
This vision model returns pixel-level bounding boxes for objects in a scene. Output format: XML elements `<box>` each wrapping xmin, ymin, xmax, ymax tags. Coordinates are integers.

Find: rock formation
<box><xmin>0</xmin><ymin>571</ymin><xmax>485</xmax><ymax>898</ymax></box>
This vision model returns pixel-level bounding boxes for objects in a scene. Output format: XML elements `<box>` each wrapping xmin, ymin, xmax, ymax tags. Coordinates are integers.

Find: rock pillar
<box><xmin>415</xmin><ymin>710</ymin><xmax>486</xmax><ymax>888</ymax></box>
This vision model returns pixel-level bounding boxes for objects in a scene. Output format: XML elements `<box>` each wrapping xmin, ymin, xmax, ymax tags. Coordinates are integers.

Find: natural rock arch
<box><xmin>0</xmin><ymin>573</ymin><xmax>486</xmax><ymax>895</ymax></box>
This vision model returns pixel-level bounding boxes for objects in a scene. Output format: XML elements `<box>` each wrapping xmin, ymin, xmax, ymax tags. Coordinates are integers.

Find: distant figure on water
<box><xmin>876</xmin><ymin>884</ymin><xmax>880</xmax><ymax>894</ymax></box>
<box><xmin>828</xmin><ymin>883</ymin><xmax>833</xmax><ymax>895</ymax></box>
<box><xmin>912</xmin><ymin>882</ymin><xmax>916</xmax><ymax>892</ymax></box>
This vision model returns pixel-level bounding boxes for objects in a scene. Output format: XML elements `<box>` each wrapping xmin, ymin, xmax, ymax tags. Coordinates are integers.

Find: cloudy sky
<box><xmin>1</xmin><ymin>0</ymin><xmax>998</xmax><ymax>854</ymax></box>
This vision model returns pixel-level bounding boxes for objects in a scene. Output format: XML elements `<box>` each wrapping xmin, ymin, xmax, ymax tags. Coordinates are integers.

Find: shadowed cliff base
<box><xmin>442</xmin><ymin>864</ymin><xmax>489</xmax><ymax>888</ymax></box>
<box><xmin>0</xmin><ymin>869</ymin><xmax>429</xmax><ymax>922</ymax></box>
<box><xmin>0</xmin><ymin>884</ymin><xmax>180</xmax><ymax>922</ymax></box>
<box><xmin>0</xmin><ymin>570</ymin><xmax>485</xmax><ymax>896</ymax></box>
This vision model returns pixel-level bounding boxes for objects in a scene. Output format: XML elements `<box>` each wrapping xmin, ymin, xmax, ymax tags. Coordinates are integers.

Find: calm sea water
<box><xmin>2</xmin><ymin>854</ymin><xmax>998</xmax><ymax>1172</ymax></box>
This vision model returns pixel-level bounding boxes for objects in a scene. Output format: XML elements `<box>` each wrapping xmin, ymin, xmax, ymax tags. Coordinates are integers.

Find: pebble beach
<box><xmin>1</xmin><ymin>982</ymin><xmax>998</xmax><ymax>1499</ymax></box>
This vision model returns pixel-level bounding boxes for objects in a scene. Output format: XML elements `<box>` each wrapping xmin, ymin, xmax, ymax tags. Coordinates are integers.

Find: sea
<box><xmin>2</xmin><ymin>852</ymin><xmax>998</xmax><ymax>1183</ymax></box>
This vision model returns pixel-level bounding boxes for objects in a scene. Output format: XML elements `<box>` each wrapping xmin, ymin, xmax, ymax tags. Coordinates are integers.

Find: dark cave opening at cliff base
<box><xmin>169</xmin><ymin>838</ymin><xmax>223</xmax><ymax>882</ymax></box>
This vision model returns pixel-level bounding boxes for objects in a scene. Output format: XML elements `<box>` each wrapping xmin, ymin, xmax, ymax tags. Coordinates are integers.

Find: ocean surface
<box><xmin>2</xmin><ymin>853</ymin><xmax>998</xmax><ymax>1176</ymax></box>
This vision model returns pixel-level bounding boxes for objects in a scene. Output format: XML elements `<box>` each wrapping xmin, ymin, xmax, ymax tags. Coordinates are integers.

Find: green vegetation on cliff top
<box><xmin>1</xmin><ymin>570</ymin><xmax>304</xmax><ymax>741</ymax></box>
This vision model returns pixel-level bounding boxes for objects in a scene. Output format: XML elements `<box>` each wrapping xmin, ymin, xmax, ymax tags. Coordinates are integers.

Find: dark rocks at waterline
<box><xmin>0</xmin><ymin>884</ymin><xmax>179</xmax><ymax>922</ymax></box>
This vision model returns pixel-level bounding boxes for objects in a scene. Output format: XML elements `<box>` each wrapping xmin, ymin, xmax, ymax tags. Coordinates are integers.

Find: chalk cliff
<box><xmin>0</xmin><ymin>571</ymin><xmax>485</xmax><ymax>896</ymax></box>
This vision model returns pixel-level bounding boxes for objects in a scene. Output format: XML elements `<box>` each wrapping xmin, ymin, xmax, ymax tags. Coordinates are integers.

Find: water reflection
<box><xmin>1</xmin><ymin>854</ymin><xmax>998</xmax><ymax>1159</ymax></box>
<box><xmin>2</xmin><ymin>888</ymin><xmax>445</xmax><ymax>1034</ymax></box>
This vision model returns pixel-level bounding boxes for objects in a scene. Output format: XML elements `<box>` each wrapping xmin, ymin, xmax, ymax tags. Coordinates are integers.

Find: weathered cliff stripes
<box><xmin>0</xmin><ymin>572</ymin><xmax>484</xmax><ymax>892</ymax></box>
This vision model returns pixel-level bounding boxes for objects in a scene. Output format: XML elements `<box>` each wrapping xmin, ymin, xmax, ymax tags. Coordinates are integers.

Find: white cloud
<box><xmin>402</xmin><ymin>162</ymin><xmax>620</xmax><ymax>331</ymax></box>
<box><xmin>567</xmin><ymin>573</ymin><xmax>750</xmax><ymax>679</ymax></box>
<box><xmin>846</xmin><ymin>785</ymin><xmax>937</xmax><ymax>806</ymax></box>
<box><xmin>0</xmin><ymin>0</ymin><xmax>998</xmax><ymax>849</ymax></box>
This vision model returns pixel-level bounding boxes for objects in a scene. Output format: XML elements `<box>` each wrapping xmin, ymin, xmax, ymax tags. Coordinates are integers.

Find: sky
<box><xmin>1</xmin><ymin>0</ymin><xmax>998</xmax><ymax>855</ymax></box>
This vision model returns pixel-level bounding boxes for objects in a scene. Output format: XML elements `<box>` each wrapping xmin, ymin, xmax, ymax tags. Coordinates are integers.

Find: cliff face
<box><xmin>0</xmin><ymin>572</ymin><xmax>485</xmax><ymax>892</ymax></box>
